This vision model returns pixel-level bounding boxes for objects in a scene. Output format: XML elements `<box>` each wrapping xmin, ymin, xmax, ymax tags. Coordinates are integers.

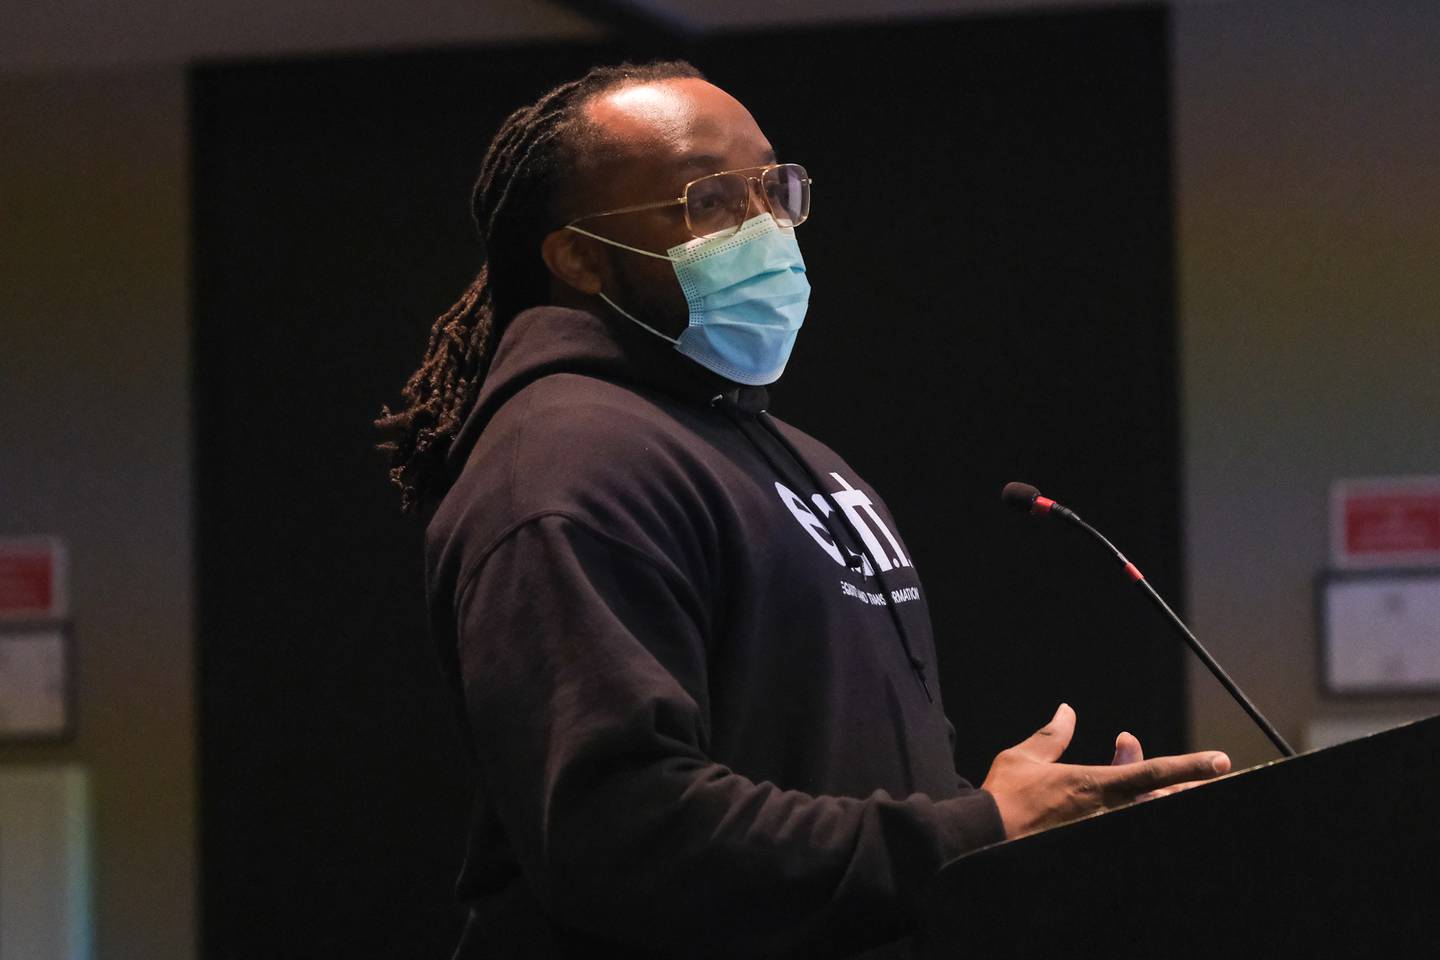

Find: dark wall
<box><xmin>192</xmin><ymin>9</ymin><xmax>1180</xmax><ymax>957</ymax></box>
<box><xmin>699</xmin><ymin>12</ymin><xmax>1183</xmax><ymax>781</ymax></box>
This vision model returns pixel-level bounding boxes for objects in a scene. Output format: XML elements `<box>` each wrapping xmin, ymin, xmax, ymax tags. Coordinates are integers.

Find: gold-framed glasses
<box><xmin>567</xmin><ymin>162</ymin><xmax>812</xmax><ymax>242</ymax></box>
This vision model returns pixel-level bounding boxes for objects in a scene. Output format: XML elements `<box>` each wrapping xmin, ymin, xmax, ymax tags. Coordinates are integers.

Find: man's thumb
<box><xmin>1014</xmin><ymin>703</ymin><xmax>1075</xmax><ymax>762</ymax></box>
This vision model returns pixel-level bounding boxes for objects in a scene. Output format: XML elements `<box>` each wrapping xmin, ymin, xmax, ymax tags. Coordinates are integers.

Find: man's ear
<box><xmin>540</xmin><ymin>228</ymin><xmax>604</xmax><ymax>296</ymax></box>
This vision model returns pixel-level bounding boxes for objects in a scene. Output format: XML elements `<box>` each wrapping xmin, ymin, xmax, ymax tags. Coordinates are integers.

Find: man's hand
<box><xmin>981</xmin><ymin>703</ymin><xmax>1231</xmax><ymax>839</ymax></box>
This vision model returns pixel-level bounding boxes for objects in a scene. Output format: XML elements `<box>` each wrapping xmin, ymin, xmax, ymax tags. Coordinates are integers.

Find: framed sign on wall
<box><xmin>0</xmin><ymin>624</ymin><xmax>74</xmax><ymax>741</ymax></box>
<box><xmin>1319</xmin><ymin>569</ymin><xmax>1440</xmax><ymax>695</ymax></box>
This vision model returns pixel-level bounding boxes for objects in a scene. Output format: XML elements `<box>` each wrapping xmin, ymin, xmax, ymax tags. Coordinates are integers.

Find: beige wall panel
<box><xmin>1175</xmin><ymin>0</ymin><xmax>1440</xmax><ymax>767</ymax></box>
<box><xmin>1</xmin><ymin>67</ymin><xmax>195</xmax><ymax>960</ymax></box>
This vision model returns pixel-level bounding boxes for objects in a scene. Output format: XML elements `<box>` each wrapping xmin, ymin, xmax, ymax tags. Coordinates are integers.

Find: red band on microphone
<box><xmin>1124</xmin><ymin>561</ymin><xmax>1143</xmax><ymax>582</ymax></box>
<box><xmin>1033</xmin><ymin>496</ymin><xmax>1056</xmax><ymax>515</ymax></box>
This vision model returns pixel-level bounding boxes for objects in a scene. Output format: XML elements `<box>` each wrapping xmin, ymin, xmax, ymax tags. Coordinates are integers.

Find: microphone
<box><xmin>1001</xmin><ymin>481</ymin><xmax>1295</xmax><ymax>758</ymax></box>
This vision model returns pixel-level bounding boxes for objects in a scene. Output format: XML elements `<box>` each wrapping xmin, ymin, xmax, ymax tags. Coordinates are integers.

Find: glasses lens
<box><xmin>685</xmin><ymin>173</ymin><xmax>750</xmax><ymax>239</ymax></box>
<box><xmin>762</xmin><ymin>164</ymin><xmax>810</xmax><ymax>227</ymax></box>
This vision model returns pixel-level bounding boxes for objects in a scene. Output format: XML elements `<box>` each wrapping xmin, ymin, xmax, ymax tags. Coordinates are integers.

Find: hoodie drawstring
<box><xmin>714</xmin><ymin>402</ymin><xmax>866</xmax><ymax>571</ymax></box>
<box><xmin>711</xmin><ymin>394</ymin><xmax>934</xmax><ymax>703</ymax></box>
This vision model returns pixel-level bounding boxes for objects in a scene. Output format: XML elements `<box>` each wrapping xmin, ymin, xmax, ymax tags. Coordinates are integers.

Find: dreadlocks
<box><xmin>376</xmin><ymin>59</ymin><xmax>705</xmax><ymax>512</ymax></box>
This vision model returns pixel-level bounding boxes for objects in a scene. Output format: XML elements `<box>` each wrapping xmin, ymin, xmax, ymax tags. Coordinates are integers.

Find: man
<box><xmin>378</xmin><ymin>60</ymin><xmax>1229</xmax><ymax>959</ymax></box>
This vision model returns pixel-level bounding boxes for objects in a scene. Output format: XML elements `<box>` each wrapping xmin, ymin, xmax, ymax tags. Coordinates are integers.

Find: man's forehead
<box><xmin>582</xmin><ymin>78</ymin><xmax>770</xmax><ymax>169</ymax></box>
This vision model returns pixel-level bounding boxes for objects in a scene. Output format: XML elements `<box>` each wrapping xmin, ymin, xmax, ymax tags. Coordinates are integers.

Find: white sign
<box><xmin>0</xmin><ymin>628</ymin><xmax>70</xmax><ymax>737</ymax></box>
<box><xmin>1322</xmin><ymin>572</ymin><xmax>1440</xmax><ymax>693</ymax></box>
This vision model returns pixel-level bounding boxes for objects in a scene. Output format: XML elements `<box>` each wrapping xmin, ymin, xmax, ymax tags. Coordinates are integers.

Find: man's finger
<box><xmin>1010</xmin><ymin>703</ymin><xmax>1076</xmax><ymax>763</ymax></box>
<box><xmin>1111</xmin><ymin>731</ymin><xmax>1143</xmax><ymax>766</ymax></box>
<box><xmin>1098</xmin><ymin>750</ymin><xmax>1230</xmax><ymax>800</ymax></box>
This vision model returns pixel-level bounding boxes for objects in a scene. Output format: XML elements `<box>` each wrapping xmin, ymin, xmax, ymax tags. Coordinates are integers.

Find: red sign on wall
<box><xmin>1333</xmin><ymin>480</ymin><xmax>1440</xmax><ymax>567</ymax></box>
<box><xmin>0</xmin><ymin>538</ymin><xmax>67</xmax><ymax>619</ymax></box>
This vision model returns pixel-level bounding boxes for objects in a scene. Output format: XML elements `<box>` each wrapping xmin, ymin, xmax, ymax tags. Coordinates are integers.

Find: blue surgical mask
<box><xmin>566</xmin><ymin>213</ymin><xmax>810</xmax><ymax>386</ymax></box>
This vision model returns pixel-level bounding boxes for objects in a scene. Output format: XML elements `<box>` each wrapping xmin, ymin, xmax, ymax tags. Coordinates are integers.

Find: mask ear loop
<box><xmin>564</xmin><ymin>224</ymin><xmax>677</xmax><ymax>261</ymax></box>
<box><xmin>564</xmin><ymin>225</ymin><xmax>686</xmax><ymax>344</ymax></box>
<box><xmin>596</xmin><ymin>292</ymin><xmax>679</xmax><ymax>345</ymax></box>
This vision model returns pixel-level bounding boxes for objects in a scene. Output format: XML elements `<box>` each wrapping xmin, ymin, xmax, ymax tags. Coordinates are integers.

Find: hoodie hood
<box><xmin>444</xmin><ymin>305</ymin><xmax>769</xmax><ymax>486</ymax></box>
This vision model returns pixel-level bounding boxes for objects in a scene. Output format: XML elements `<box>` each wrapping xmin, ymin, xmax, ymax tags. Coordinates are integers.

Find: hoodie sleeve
<box><xmin>455</xmin><ymin>512</ymin><xmax>1004</xmax><ymax>957</ymax></box>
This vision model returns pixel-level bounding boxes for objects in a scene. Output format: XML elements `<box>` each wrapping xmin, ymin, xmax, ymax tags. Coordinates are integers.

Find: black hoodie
<box><xmin>425</xmin><ymin>306</ymin><xmax>1004</xmax><ymax>959</ymax></box>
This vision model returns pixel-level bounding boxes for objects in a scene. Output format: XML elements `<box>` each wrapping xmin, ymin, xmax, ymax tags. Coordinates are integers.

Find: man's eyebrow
<box><xmin>678</xmin><ymin>148</ymin><xmax>779</xmax><ymax>172</ymax></box>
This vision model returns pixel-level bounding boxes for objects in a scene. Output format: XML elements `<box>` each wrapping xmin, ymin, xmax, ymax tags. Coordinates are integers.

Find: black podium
<box><xmin>918</xmin><ymin>715</ymin><xmax>1440</xmax><ymax>959</ymax></box>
